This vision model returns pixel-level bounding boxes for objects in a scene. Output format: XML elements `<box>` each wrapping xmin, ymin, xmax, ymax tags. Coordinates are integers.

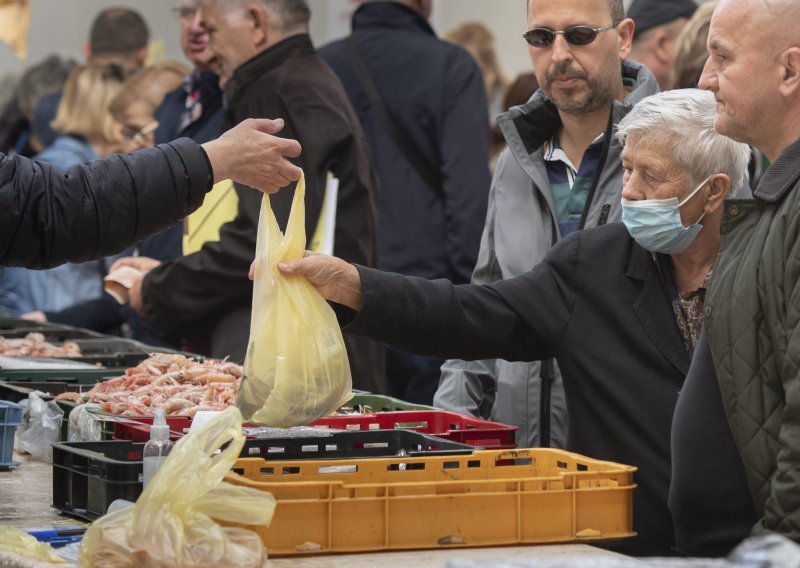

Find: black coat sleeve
<box><xmin>142</xmin><ymin>182</ymin><xmax>261</xmax><ymax>340</ymax></box>
<box><xmin>0</xmin><ymin>139</ymin><xmax>212</xmax><ymax>269</ymax></box>
<box><xmin>345</xmin><ymin>231</ymin><xmax>580</xmax><ymax>362</ymax></box>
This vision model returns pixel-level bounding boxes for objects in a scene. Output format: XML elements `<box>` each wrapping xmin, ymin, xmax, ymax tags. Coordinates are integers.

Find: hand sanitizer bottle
<box><xmin>142</xmin><ymin>408</ymin><xmax>173</xmax><ymax>488</ymax></box>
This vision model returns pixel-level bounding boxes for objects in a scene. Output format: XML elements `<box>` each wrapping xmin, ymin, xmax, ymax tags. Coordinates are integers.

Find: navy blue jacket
<box><xmin>318</xmin><ymin>1</ymin><xmax>491</xmax><ymax>283</ymax></box>
<box><xmin>155</xmin><ymin>70</ymin><xmax>224</xmax><ymax>146</ymax></box>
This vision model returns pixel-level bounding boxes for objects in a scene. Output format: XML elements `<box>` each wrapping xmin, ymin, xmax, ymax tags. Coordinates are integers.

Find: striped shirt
<box><xmin>543</xmin><ymin>133</ymin><xmax>605</xmax><ymax>236</ymax></box>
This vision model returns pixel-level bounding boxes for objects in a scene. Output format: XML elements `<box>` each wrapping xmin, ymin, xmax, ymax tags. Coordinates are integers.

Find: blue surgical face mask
<box><xmin>621</xmin><ymin>175</ymin><xmax>712</xmax><ymax>254</ymax></box>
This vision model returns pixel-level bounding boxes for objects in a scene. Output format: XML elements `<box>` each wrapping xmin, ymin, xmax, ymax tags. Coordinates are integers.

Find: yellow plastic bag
<box><xmin>0</xmin><ymin>526</ymin><xmax>66</xmax><ymax>564</ymax></box>
<box><xmin>237</xmin><ymin>172</ymin><xmax>353</xmax><ymax>427</ymax></box>
<box><xmin>79</xmin><ymin>407</ymin><xmax>276</xmax><ymax>568</ymax></box>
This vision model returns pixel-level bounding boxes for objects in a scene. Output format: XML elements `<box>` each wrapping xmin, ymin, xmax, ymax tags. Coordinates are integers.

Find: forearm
<box><xmin>0</xmin><ymin>140</ymin><xmax>211</xmax><ymax>269</ymax></box>
<box><xmin>345</xmin><ymin>266</ymin><xmax>531</xmax><ymax>362</ymax></box>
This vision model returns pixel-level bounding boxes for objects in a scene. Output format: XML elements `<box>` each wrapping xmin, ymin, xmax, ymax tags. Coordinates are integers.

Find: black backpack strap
<box><xmin>343</xmin><ymin>36</ymin><xmax>443</xmax><ymax>196</ymax></box>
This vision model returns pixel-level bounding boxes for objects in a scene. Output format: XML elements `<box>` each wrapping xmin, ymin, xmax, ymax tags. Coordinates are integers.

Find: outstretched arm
<box><xmin>271</xmin><ymin>249</ymin><xmax>568</xmax><ymax>365</ymax></box>
<box><xmin>201</xmin><ymin>118</ymin><xmax>301</xmax><ymax>193</ymax></box>
<box><xmin>0</xmin><ymin>118</ymin><xmax>302</xmax><ymax>269</ymax></box>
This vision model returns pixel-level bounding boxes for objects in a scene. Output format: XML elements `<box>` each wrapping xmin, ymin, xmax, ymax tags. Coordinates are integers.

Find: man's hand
<box><xmin>108</xmin><ymin>257</ymin><xmax>162</xmax><ymax>314</ymax></box>
<box><xmin>253</xmin><ymin>252</ymin><xmax>364</xmax><ymax>310</ymax></box>
<box><xmin>202</xmin><ymin>118</ymin><xmax>302</xmax><ymax>193</ymax></box>
<box><xmin>21</xmin><ymin>311</ymin><xmax>47</xmax><ymax>322</ymax></box>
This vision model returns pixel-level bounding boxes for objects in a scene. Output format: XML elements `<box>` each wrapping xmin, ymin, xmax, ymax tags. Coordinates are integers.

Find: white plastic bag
<box><xmin>17</xmin><ymin>391</ymin><xmax>63</xmax><ymax>462</ymax></box>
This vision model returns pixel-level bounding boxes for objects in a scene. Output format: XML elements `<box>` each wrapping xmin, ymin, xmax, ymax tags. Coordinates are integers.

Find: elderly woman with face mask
<box><xmin>265</xmin><ymin>89</ymin><xmax>750</xmax><ymax>556</ymax></box>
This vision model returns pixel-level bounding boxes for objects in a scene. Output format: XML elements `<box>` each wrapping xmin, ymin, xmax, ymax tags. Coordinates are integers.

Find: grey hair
<box><xmin>213</xmin><ymin>0</ymin><xmax>309</xmax><ymax>32</ymax></box>
<box><xmin>616</xmin><ymin>89</ymin><xmax>750</xmax><ymax>190</ymax></box>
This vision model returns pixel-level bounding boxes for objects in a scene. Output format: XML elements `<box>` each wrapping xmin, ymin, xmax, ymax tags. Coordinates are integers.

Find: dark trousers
<box><xmin>385</xmin><ymin>348</ymin><xmax>444</xmax><ymax>406</ymax></box>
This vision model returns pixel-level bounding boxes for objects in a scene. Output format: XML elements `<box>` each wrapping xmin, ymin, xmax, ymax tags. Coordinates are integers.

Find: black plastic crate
<box><xmin>60</xmin><ymin>338</ymin><xmax>190</xmax><ymax>368</ymax></box>
<box><xmin>52</xmin><ymin>431</ymin><xmax>474</xmax><ymax>521</ymax></box>
<box><xmin>52</xmin><ymin>440</ymin><xmax>144</xmax><ymax>521</ymax></box>
<box><xmin>0</xmin><ymin>368</ymin><xmax>121</xmax><ymax>385</ymax></box>
<box><xmin>0</xmin><ymin>318</ymin><xmax>79</xmax><ymax>332</ymax></box>
<box><xmin>1</xmin><ymin>338</ymin><xmax>201</xmax><ymax>372</ymax></box>
<box><xmin>0</xmin><ymin>326</ymin><xmax>106</xmax><ymax>341</ymax></box>
<box><xmin>239</xmin><ymin>428</ymin><xmax>474</xmax><ymax>460</ymax></box>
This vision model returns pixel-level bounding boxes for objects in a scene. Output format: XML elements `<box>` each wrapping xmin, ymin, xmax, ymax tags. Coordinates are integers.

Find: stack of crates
<box><xmin>0</xmin><ymin>399</ymin><xmax>23</xmax><ymax>470</ymax></box>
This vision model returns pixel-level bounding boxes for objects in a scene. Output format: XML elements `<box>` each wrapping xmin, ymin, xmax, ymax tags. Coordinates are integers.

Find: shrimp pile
<box><xmin>0</xmin><ymin>332</ymin><xmax>81</xmax><ymax>357</ymax></box>
<box><xmin>54</xmin><ymin>353</ymin><xmax>242</xmax><ymax>417</ymax></box>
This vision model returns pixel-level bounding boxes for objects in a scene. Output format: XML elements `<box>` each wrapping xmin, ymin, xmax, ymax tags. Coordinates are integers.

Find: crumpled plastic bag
<box><xmin>0</xmin><ymin>526</ymin><xmax>66</xmax><ymax>565</ymax></box>
<box><xmin>237</xmin><ymin>172</ymin><xmax>353</xmax><ymax>427</ymax></box>
<box><xmin>17</xmin><ymin>391</ymin><xmax>63</xmax><ymax>462</ymax></box>
<box><xmin>67</xmin><ymin>403</ymin><xmax>102</xmax><ymax>442</ymax></box>
<box><xmin>79</xmin><ymin>406</ymin><xmax>276</xmax><ymax>568</ymax></box>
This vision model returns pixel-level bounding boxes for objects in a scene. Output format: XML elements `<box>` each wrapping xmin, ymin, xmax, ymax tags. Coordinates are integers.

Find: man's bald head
<box><xmin>701</xmin><ymin>0</ymin><xmax>800</xmax><ymax>160</ymax></box>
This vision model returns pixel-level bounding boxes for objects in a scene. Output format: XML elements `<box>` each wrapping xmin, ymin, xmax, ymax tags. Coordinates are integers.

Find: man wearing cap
<box><xmin>627</xmin><ymin>0</ymin><xmax>698</xmax><ymax>90</ymax></box>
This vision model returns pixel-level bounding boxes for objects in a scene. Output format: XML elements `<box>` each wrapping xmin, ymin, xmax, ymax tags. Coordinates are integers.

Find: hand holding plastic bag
<box><xmin>80</xmin><ymin>407</ymin><xmax>276</xmax><ymax>568</ymax></box>
<box><xmin>237</xmin><ymin>172</ymin><xmax>353</xmax><ymax>427</ymax></box>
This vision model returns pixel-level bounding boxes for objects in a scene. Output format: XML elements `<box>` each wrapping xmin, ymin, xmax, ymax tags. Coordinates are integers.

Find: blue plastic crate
<box><xmin>0</xmin><ymin>399</ymin><xmax>23</xmax><ymax>470</ymax></box>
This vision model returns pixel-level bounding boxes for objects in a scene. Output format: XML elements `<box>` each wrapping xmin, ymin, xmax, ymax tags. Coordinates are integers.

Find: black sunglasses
<box><xmin>523</xmin><ymin>20</ymin><xmax>622</xmax><ymax>48</ymax></box>
<box><xmin>171</xmin><ymin>6</ymin><xmax>198</xmax><ymax>20</ymax></box>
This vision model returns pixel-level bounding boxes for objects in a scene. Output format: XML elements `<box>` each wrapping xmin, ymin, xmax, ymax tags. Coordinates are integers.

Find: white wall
<box><xmin>310</xmin><ymin>0</ymin><xmax>642</xmax><ymax>82</ymax></box>
<box><xmin>0</xmin><ymin>0</ymin><xmax>640</xmax><ymax>83</ymax></box>
<box><xmin>0</xmin><ymin>1</ymin><xmax>184</xmax><ymax>77</ymax></box>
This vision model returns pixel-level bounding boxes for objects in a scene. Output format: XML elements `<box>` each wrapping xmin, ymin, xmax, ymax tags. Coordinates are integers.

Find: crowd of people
<box><xmin>1</xmin><ymin>0</ymin><xmax>799</xmax><ymax>559</ymax></box>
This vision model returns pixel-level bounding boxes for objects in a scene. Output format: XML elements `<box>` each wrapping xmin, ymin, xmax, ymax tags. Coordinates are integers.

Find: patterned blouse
<box><xmin>654</xmin><ymin>252</ymin><xmax>710</xmax><ymax>355</ymax></box>
<box><xmin>672</xmin><ymin>272</ymin><xmax>711</xmax><ymax>354</ymax></box>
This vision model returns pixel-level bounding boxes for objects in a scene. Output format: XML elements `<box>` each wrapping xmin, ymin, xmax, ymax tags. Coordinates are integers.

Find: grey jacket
<box><xmin>434</xmin><ymin>60</ymin><xmax>659</xmax><ymax>447</ymax></box>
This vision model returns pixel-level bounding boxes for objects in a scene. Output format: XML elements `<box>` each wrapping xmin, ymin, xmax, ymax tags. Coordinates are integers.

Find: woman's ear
<box><xmin>704</xmin><ymin>173</ymin><xmax>731</xmax><ymax>214</ymax></box>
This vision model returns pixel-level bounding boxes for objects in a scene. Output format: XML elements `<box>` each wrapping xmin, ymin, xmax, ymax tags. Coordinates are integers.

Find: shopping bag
<box><xmin>237</xmin><ymin>172</ymin><xmax>353</xmax><ymax>427</ymax></box>
<box><xmin>79</xmin><ymin>407</ymin><xmax>275</xmax><ymax>568</ymax></box>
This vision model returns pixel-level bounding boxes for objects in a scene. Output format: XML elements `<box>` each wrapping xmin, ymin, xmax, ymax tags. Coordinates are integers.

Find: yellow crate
<box><xmin>223</xmin><ymin>448</ymin><xmax>637</xmax><ymax>556</ymax></box>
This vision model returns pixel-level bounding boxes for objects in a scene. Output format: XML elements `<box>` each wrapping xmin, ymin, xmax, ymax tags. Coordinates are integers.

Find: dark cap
<box><xmin>627</xmin><ymin>0</ymin><xmax>698</xmax><ymax>37</ymax></box>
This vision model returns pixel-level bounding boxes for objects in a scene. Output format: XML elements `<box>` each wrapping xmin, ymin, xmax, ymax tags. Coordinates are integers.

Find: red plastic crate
<box><xmin>309</xmin><ymin>411</ymin><xmax>517</xmax><ymax>448</ymax></box>
<box><xmin>110</xmin><ymin>416</ymin><xmax>190</xmax><ymax>442</ymax></box>
<box><xmin>111</xmin><ymin>410</ymin><xmax>518</xmax><ymax>449</ymax></box>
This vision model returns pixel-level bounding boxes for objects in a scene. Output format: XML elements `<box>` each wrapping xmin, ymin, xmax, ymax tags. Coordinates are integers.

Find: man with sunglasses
<box><xmin>435</xmin><ymin>0</ymin><xmax>658</xmax><ymax>484</ymax></box>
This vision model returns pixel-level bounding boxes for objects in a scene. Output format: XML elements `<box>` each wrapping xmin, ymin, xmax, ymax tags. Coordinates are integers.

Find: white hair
<box><xmin>213</xmin><ymin>0</ymin><xmax>309</xmax><ymax>32</ymax></box>
<box><xmin>616</xmin><ymin>89</ymin><xmax>750</xmax><ymax>190</ymax></box>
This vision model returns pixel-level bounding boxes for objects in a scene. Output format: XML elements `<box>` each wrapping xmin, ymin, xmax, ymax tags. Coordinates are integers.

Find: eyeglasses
<box><xmin>523</xmin><ymin>20</ymin><xmax>622</xmax><ymax>48</ymax></box>
<box><xmin>121</xmin><ymin>121</ymin><xmax>159</xmax><ymax>146</ymax></box>
<box><xmin>171</xmin><ymin>6</ymin><xmax>198</xmax><ymax>20</ymax></box>
<box><xmin>101</xmin><ymin>63</ymin><xmax>126</xmax><ymax>81</ymax></box>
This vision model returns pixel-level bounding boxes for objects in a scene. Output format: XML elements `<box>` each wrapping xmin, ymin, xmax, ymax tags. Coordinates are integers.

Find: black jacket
<box><xmin>142</xmin><ymin>35</ymin><xmax>384</xmax><ymax>392</ymax></box>
<box><xmin>0</xmin><ymin>139</ymin><xmax>211</xmax><ymax>269</ymax></box>
<box><xmin>345</xmin><ymin>223</ymin><xmax>689</xmax><ymax>556</ymax></box>
<box><xmin>318</xmin><ymin>1</ymin><xmax>490</xmax><ymax>283</ymax></box>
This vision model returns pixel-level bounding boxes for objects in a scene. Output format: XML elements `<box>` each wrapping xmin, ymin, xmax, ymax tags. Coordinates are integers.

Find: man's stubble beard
<box><xmin>544</xmin><ymin>61</ymin><xmax>620</xmax><ymax>115</ymax></box>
